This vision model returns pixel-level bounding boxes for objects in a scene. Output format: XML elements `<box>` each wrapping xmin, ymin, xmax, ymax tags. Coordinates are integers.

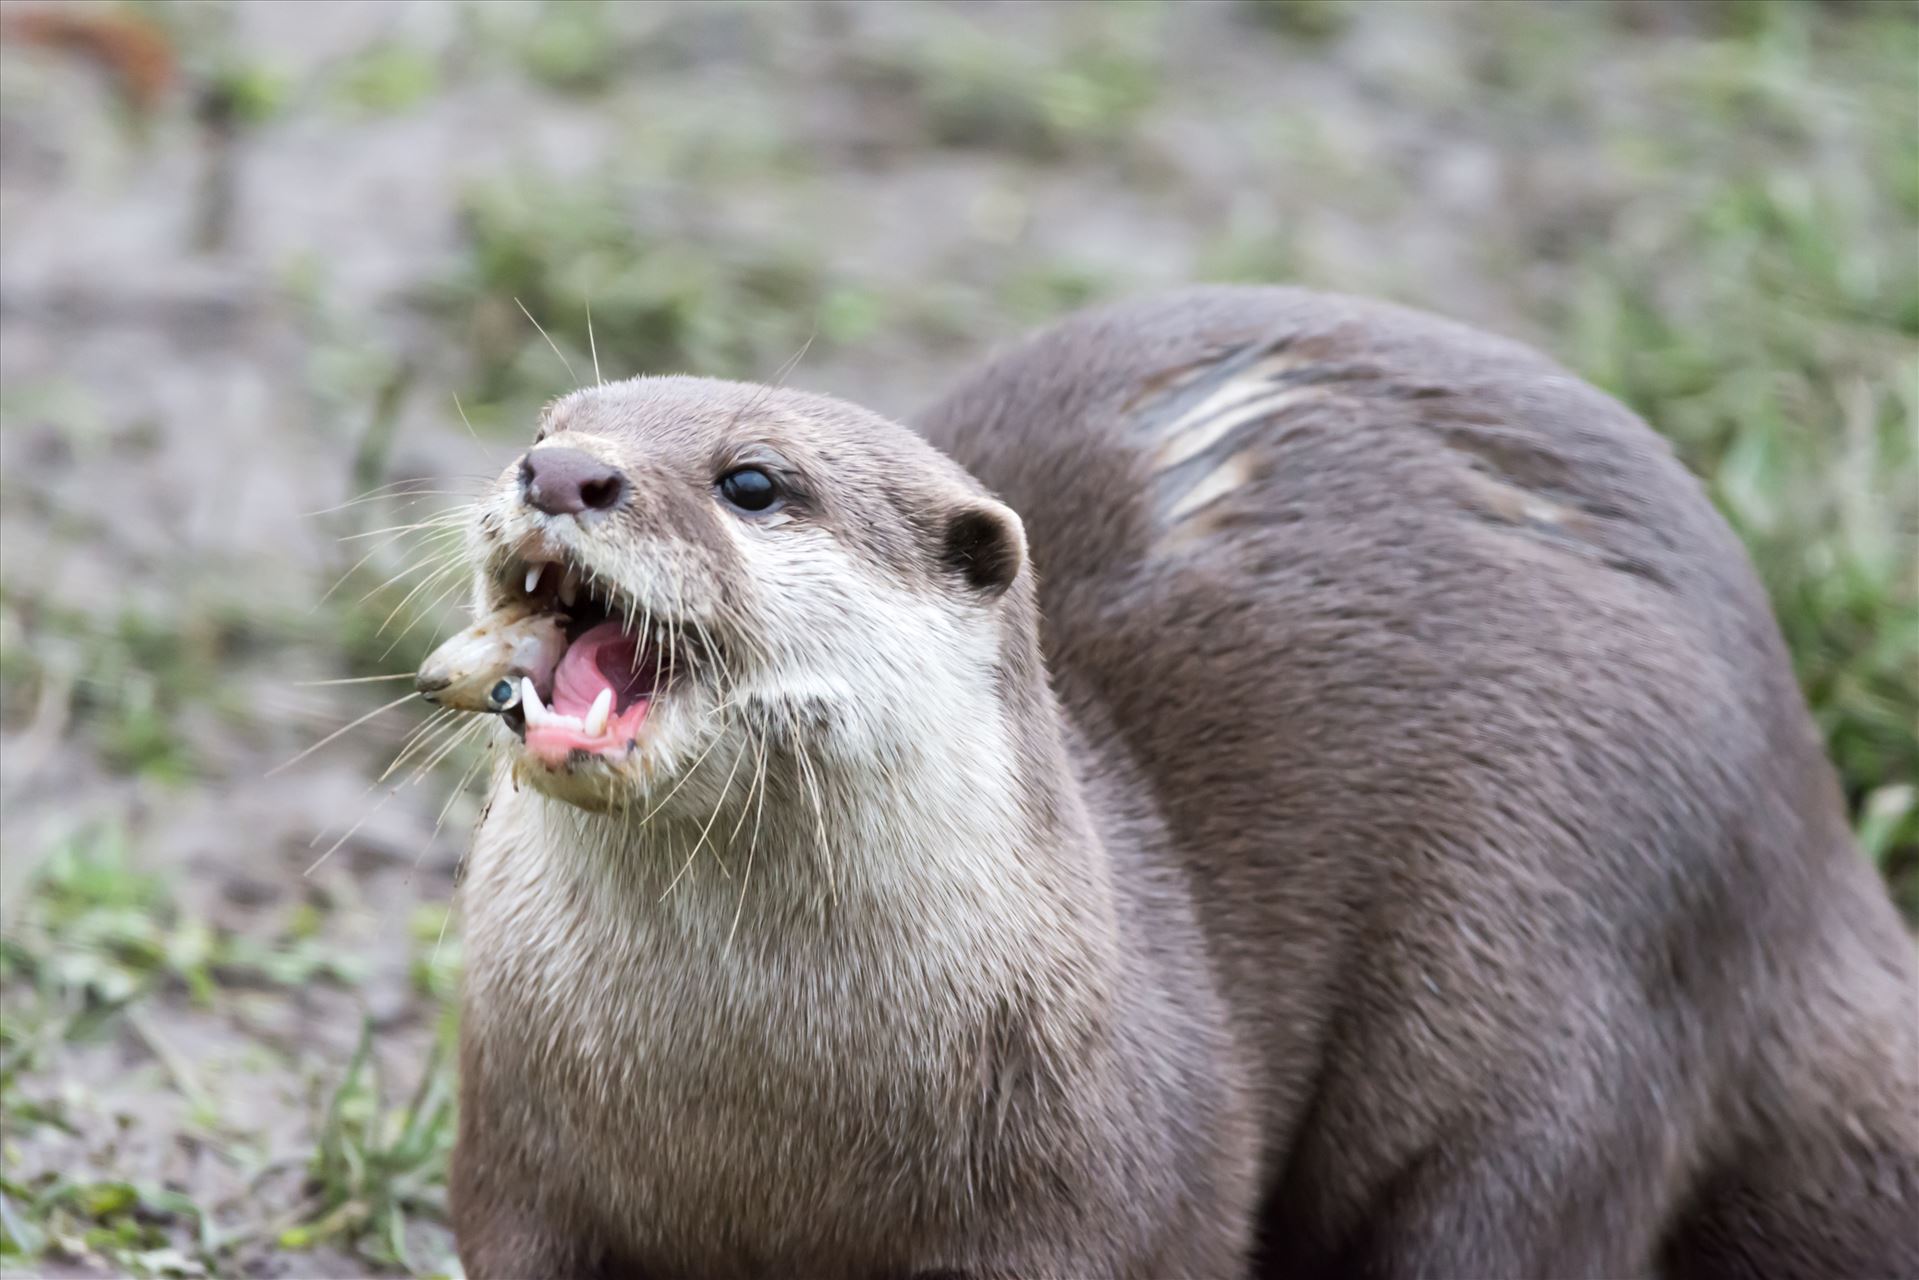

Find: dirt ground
<box><xmin>1</xmin><ymin>2</ymin><xmax>1913</xmax><ymax>1277</ymax></box>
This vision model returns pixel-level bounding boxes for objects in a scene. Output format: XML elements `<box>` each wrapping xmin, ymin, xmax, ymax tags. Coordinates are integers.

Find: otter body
<box><xmin>450</xmin><ymin>287</ymin><xmax>1919</xmax><ymax>1279</ymax></box>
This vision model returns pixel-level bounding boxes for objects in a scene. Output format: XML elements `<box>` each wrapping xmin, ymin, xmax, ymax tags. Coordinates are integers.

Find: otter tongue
<box><xmin>551</xmin><ymin>621</ymin><xmax>646</xmax><ymax>718</ymax></box>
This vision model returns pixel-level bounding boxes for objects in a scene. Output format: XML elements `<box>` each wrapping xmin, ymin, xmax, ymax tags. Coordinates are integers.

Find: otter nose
<box><xmin>520</xmin><ymin>447</ymin><xmax>627</xmax><ymax>516</ymax></box>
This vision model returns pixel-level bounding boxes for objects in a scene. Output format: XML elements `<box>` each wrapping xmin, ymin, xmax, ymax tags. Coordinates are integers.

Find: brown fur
<box><xmin>450</xmin><ymin>286</ymin><xmax>1919</xmax><ymax>1279</ymax></box>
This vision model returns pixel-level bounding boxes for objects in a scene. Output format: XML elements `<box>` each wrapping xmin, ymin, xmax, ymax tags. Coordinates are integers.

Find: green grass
<box><xmin>508</xmin><ymin>0</ymin><xmax>626</xmax><ymax>96</ymax></box>
<box><xmin>330</xmin><ymin>42</ymin><xmax>441</xmax><ymax>117</ymax></box>
<box><xmin>0</xmin><ymin>826</ymin><xmax>367</xmax><ymax>1073</ymax></box>
<box><xmin>881</xmin><ymin>6</ymin><xmax>1165</xmax><ymax>159</ymax></box>
<box><xmin>438</xmin><ymin>174</ymin><xmax>837</xmax><ymax>413</ymax></box>
<box><xmin>278</xmin><ymin>1019</ymin><xmax>457</xmax><ymax>1275</ymax></box>
<box><xmin>0</xmin><ymin>593</ymin><xmax>241</xmax><ymax>786</ymax></box>
<box><xmin>0</xmin><ymin>829</ymin><xmax>458</xmax><ymax>1278</ymax></box>
<box><xmin>0</xmin><ymin>1177</ymin><xmax>215</xmax><ymax>1279</ymax></box>
<box><xmin>0</xmin><ymin>824</ymin><xmax>214</xmax><ymax>1021</ymax></box>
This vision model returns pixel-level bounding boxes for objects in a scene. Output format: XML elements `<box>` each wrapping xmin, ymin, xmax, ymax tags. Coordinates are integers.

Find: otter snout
<box><xmin>521</xmin><ymin>447</ymin><xmax>628</xmax><ymax>516</ymax></box>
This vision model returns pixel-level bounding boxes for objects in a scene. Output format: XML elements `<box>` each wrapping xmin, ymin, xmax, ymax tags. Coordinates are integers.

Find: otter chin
<box><xmin>445</xmin><ymin>288</ymin><xmax>1919</xmax><ymax>1280</ymax></box>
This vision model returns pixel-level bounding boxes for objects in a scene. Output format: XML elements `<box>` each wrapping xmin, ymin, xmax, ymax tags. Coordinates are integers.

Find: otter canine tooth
<box><xmin>521</xmin><ymin>677</ymin><xmax>547</xmax><ymax>725</ymax></box>
<box><xmin>525</xmin><ymin>564</ymin><xmax>544</xmax><ymax>595</ymax></box>
<box><xmin>584</xmin><ymin>688</ymin><xmax>613</xmax><ymax>737</ymax></box>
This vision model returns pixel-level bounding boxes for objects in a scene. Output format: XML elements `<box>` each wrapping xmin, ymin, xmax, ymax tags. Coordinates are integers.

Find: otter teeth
<box><xmin>584</xmin><ymin>688</ymin><xmax>613</xmax><ymax>737</ymax></box>
<box><xmin>521</xmin><ymin>678</ymin><xmax>549</xmax><ymax>725</ymax></box>
<box><xmin>525</xmin><ymin>564</ymin><xmax>544</xmax><ymax>595</ymax></box>
<box><xmin>520</xmin><ymin>676</ymin><xmax>614</xmax><ymax>737</ymax></box>
<box><xmin>558</xmin><ymin>568</ymin><xmax>579</xmax><ymax>608</ymax></box>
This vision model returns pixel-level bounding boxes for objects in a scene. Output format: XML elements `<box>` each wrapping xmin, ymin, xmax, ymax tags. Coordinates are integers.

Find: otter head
<box><xmin>466</xmin><ymin>377</ymin><xmax>1030</xmax><ymax>818</ymax></box>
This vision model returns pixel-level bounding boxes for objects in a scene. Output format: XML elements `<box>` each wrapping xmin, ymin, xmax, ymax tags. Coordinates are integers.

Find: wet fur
<box><xmin>451</xmin><ymin>287</ymin><xmax>1919</xmax><ymax>1278</ymax></box>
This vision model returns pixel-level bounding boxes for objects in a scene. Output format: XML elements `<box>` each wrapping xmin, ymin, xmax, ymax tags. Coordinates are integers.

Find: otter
<box><xmin>444</xmin><ymin>286</ymin><xmax>1919</xmax><ymax>1279</ymax></box>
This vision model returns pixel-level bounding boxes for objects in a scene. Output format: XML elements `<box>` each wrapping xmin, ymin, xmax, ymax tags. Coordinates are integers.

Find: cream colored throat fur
<box><xmin>459</xmin><ymin>656</ymin><xmax>1093</xmax><ymax>1261</ymax></box>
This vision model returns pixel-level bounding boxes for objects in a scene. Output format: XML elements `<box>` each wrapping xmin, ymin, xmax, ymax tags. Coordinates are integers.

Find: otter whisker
<box><xmin>432</xmin><ymin>889</ymin><xmax>456</xmax><ymax>965</ymax></box>
<box><xmin>307</xmin><ymin>477</ymin><xmax>438</xmax><ymax>514</ymax></box>
<box><xmin>305</xmin><ymin>477</ymin><xmax>488</xmax><ymax>518</ymax></box>
<box><xmin>515</xmin><ymin>296</ymin><xmax>577</xmax><ymax>384</ymax></box>
<box><xmin>694</xmin><ymin>615</ymin><xmax>737</xmax><ymax>696</ymax></box>
<box><xmin>658</xmin><ymin>729</ymin><xmax>749</xmax><ymax>901</ymax></box>
<box><xmin>408</xmin><ymin>714</ymin><xmax>491</xmax><ymax>789</ymax></box>
<box><xmin>362</xmin><ymin>510</ymin><xmax>471</xmax><ymax>544</ymax></box>
<box><xmin>721</xmin><ymin>326</ymin><xmax>818</xmax><ymax>443</ymax></box>
<box><xmin>315</xmin><ymin>522</ymin><xmax>463</xmax><ymax>611</ymax></box>
<box><xmin>722</xmin><ymin>711</ymin><xmax>766</xmax><ymax>854</ymax></box>
<box><xmin>586</xmin><ymin>294</ymin><xmax>603</xmax><ymax>387</ymax></box>
<box><xmin>665</xmin><ymin>574</ymin><xmax>684</xmax><ymax>702</ymax></box>
<box><xmin>333</xmin><ymin>526</ymin><xmax>468</xmax><ymax>567</ymax></box>
<box><xmin>357</xmin><ymin>543</ymin><xmax>467</xmax><ymax>612</ymax></box>
<box><xmin>771</xmin><ymin>323</ymin><xmax>818</xmax><ymax>389</ymax></box>
<box><xmin>382</xmin><ymin>716</ymin><xmax>464</xmax><ymax>791</ymax></box>
<box><xmin>623</xmin><ymin>591</ymin><xmax>643</xmax><ymax>678</ymax></box>
<box><xmin>451</xmin><ymin>391</ymin><xmax>482</xmax><ymax>443</ymax></box>
<box><xmin>724</xmin><ymin>712</ymin><xmax>772</xmax><ymax>949</ymax></box>
<box><xmin>413</xmin><ymin>738</ymin><xmax>495</xmax><ymax>889</ymax></box>
<box><xmin>613</xmin><ymin>771</ymin><xmax>640</xmax><ymax>854</ymax></box>
<box><xmin>373</xmin><ymin>557</ymin><xmax>467</xmax><ymax>637</ymax></box>
<box><xmin>378</xmin><ymin>572</ymin><xmax>472</xmax><ymax>660</ymax></box>
<box><xmin>632</xmin><ymin>694</ymin><xmax>744</xmax><ymax>828</ymax></box>
<box><xmin>432</xmin><ymin>737</ymin><xmax>494</xmax><ymax>841</ymax></box>
<box><xmin>300</xmin><ymin>707</ymin><xmax>454</xmax><ymax>866</ymax></box>
<box><xmin>432</xmin><ymin>764</ymin><xmax>486</xmax><ymax>968</ymax></box>
<box><xmin>292</xmin><ymin>672</ymin><xmax>418</xmax><ymax>687</ymax></box>
<box><xmin>304</xmin><ymin>784</ymin><xmax>400</xmax><ymax>876</ymax></box>
<box><xmin>267</xmin><ymin>689</ymin><xmax>420</xmax><ymax>778</ymax></box>
<box><xmin>378</xmin><ymin>706</ymin><xmax>466</xmax><ymax>784</ymax></box>
<box><xmin>701</xmin><ymin>720</ymin><xmax>739</xmax><ymax>881</ymax></box>
<box><xmin>783</xmin><ymin>699</ymin><xmax>835</xmax><ymax>903</ymax></box>
<box><xmin>337</xmin><ymin>512</ymin><xmax>473</xmax><ymax>542</ymax></box>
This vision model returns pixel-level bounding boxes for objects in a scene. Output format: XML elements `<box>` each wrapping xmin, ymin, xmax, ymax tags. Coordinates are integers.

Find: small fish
<box><xmin>416</xmin><ymin>609</ymin><xmax>568</xmax><ymax>714</ymax></box>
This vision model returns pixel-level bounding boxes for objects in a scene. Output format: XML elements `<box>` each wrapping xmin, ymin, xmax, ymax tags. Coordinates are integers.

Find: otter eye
<box><xmin>488</xmin><ymin>679</ymin><xmax>519</xmax><ymax>710</ymax></box>
<box><xmin>717</xmin><ymin>466</ymin><xmax>780</xmax><ymax>514</ymax></box>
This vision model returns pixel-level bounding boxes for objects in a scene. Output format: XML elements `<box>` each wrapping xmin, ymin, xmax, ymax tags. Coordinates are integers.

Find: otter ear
<box><xmin>940</xmin><ymin>499</ymin><xmax>1026</xmax><ymax>598</ymax></box>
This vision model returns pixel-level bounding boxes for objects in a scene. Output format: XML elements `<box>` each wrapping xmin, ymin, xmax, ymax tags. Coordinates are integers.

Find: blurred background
<box><xmin>0</xmin><ymin>1</ymin><xmax>1912</xmax><ymax>1275</ymax></box>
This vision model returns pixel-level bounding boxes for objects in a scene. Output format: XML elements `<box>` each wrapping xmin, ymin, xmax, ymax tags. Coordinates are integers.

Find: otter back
<box><xmin>915</xmin><ymin>286</ymin><xmax>1919</xmax><ymax>1279</ymax></box>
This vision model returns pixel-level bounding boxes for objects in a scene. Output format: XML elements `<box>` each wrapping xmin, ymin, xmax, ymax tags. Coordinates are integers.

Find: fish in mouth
<box><xmin>415</xmin><ymin>552</ymin><xmax>683</xmax><ymax>769</ymax></box>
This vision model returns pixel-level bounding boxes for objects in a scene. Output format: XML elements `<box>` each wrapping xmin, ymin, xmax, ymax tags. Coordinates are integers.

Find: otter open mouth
<box><xmin>502</xmin><ymin>557</ymin><xmax>670</xmax><ymax>767</ymax></box>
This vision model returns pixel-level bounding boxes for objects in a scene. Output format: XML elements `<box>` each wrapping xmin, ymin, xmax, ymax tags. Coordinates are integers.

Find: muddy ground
<box><xmin>1</xmin><ymin>2</ymin><xmax>1913</xmax><ymax>1277</ymax></box>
